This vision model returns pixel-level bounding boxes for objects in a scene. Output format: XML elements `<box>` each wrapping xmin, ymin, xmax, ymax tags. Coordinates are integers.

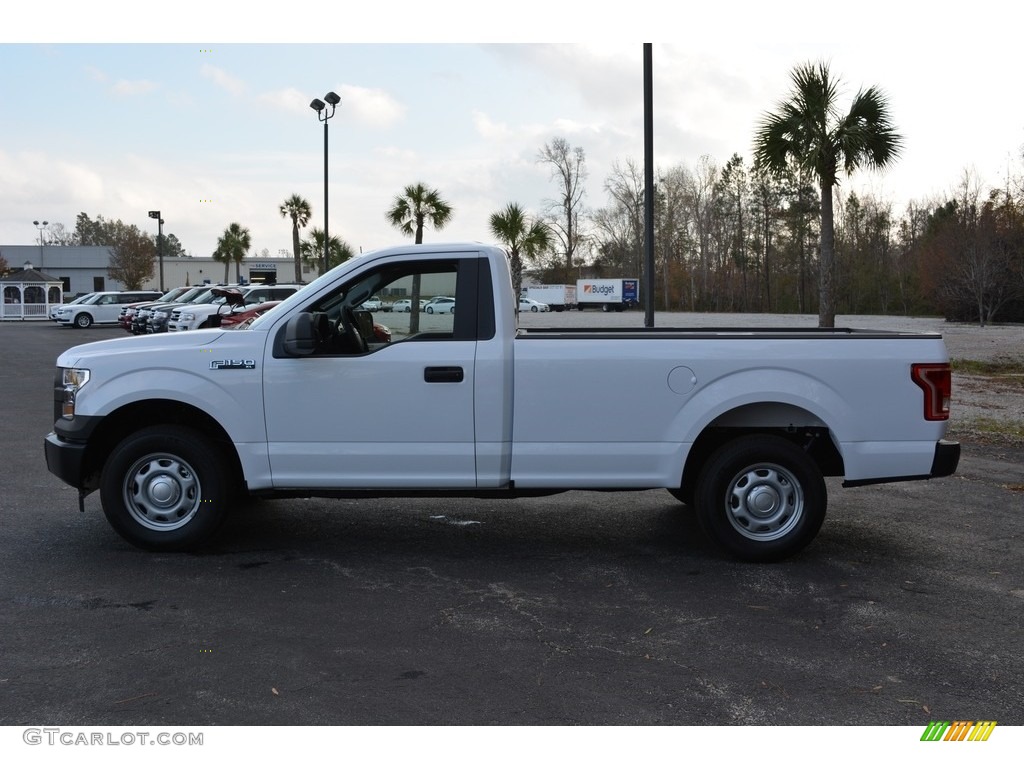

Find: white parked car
<box><xmin>50</xmin><ymin>293</ymin><xmax>95</xmax><ymax>321</ymax></box>
<box><xmin>360</xmin><ymin>296</ymin><xmax>383</xmax><ymax>311</ymax></box>
<box><xmin>424</xmin><ymin>297</ymin><xmax>455</xmax><ymax>314</ymax></box>
<box><xmin>392</xmin><ymin>299</ymin><xmax>427</xmax><ymax>313</ymax></box>
<box><xmin>55</xmin><ymin>290</ymin><xmax>162</xmax><ymax>328</ymax></box>
<box><xmin>519</xmin><ymin>297</ymin><xmax>550</xmax><ymax>313</ymax></box>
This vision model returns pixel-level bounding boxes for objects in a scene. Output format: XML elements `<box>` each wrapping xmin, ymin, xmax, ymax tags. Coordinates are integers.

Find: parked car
<box><xmin>223</xmin><ymin>302</ymin><xmax>391</xmax><ymax>343</ymax></box>
<box><xmin>119</xmin><ymin>287</ymin><xmax>193</xmax><ymax>333</ymax></box>
<box><xmin>54</xmin><ymin>290</ymin><xmax>162</xmax><ymax>328</ymax></box>
<box><xmin>519</xmin><ymin>297</ymin><xmax>550</xmax><ymax>313</ymax></box>
<box><xmin>360</xmin><ymin>296</ymin><xmax>383</xmax><ymax>311</ymax></box>
<box><xmin>50</xmin><ymin>293</ymin><xmax>95</xmax><ymax>322</ymax></box>
<box><xmin>134</xmin><ymin>286</ymin><xmax>223</xmax><ymax>334</ymax></box>
<box><xmin>168</xmin><ymin>284</ymin><xmax>303</xmax><ymax>332</ymax></box>
<box><xmin>391</xmin><ymin>299</ymin><xmax>427</xmax><ymax>313</ymax></box>
<box><xmin>218</xmin><ymin>300</ymin><xmax>283</xmax><ymax>329</ymax></box>
<box><xmin>424</xmin><ymin>296</ymin><xmax>455</xmax><ymax>314</ymax></box>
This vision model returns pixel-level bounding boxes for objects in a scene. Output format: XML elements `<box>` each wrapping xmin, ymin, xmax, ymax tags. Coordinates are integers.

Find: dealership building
<box><xmin>0</xmin><ymin>244</ymin><xmax>307</xmax><ymax>298</ymax></box>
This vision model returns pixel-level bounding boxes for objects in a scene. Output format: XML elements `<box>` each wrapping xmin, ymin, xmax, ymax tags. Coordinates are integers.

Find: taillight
<box><xmin>911</xmin><ymin>363</ymin><xmax>952</xmax><ymax>421</ymax></box>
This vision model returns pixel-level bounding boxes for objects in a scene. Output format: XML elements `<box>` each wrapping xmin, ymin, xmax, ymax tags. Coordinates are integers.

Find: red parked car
<box><xmin>220</xmin><ymin>301</ymin><xmax>391</xmax><ymax>343</ymax></box>
<box><xmin>218</xmin><ymin>299</ymin><xmax>282</xmax><ymax>328</ymax></box>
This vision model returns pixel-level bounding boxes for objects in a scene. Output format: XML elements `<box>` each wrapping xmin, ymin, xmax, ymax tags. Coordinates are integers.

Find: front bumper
<box><xmin>44</xmin><ymin>432</ymin><xmax>88</xmax><ymax>490</ymax></box>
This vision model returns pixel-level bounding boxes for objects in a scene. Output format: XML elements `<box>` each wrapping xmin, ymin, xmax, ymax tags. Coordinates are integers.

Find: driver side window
<box><xmin>305</xmin><ymin>260</ymin><xmax>460</xmax><ymax>356</ymax></box>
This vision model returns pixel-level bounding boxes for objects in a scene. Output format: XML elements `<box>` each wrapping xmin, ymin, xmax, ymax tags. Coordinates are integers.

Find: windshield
<box><xmin>177</xmin><ymin>287</ymin><xmax>213</xmax><ymax>303</ymax></box>
<box><xmin>158</xmin><ymin>287</ymin><xmax>186</xmax><ymax>301</ymax></box>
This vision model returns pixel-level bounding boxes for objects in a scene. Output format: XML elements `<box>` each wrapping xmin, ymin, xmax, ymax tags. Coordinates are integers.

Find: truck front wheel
<box><xmin>694</xmin><ymin>435</ymin><xmax>826</xmax><ymax>562</ymax></box>
<box><xmin>99</xmin><ymin>426</ymin><xmax>231</xmax><ymax>551</ymax></box>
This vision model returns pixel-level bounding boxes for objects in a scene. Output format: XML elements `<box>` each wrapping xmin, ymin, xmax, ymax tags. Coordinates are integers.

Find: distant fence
<box><xmin>0</xmin><ymin>302</ymin><xmax>49</xmax><ymax>320</ymax></box>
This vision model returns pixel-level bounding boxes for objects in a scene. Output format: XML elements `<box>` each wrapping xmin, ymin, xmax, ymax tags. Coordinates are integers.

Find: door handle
<box><xmin>424</xmin><ymin>366</ymin><xmax>464</xmax><ymax>383</ymax></box>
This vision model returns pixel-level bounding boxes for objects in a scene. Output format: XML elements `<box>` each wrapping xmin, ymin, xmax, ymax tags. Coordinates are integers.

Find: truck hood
<box><xmin>56</xmin><ymin>329</ymin><xmax>233</xmax><ymax>368</ymax></box>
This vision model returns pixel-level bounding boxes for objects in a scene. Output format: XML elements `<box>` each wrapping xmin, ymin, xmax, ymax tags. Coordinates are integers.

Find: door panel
<box><xmin>262</xmin><ymin>256</ymin><xmax>480</xmax><ymax>489</ymax></box>
<box><xmin>263</xmin><ymin>340</ymin><xmax>477</xmax><ymax>488</ymax></box>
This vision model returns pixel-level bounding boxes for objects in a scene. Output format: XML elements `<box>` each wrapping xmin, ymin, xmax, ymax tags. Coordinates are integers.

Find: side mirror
<box><xmin>282</xmin><ymin>312</ymin><xmax>317</xmax><ymax>356</ymax></box>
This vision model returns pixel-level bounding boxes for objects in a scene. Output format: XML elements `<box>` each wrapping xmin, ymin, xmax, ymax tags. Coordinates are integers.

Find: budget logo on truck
<box><xmin>582</xmin><ymin>284</ymin><xmax>617</xmax><ymax>296</ymax></box>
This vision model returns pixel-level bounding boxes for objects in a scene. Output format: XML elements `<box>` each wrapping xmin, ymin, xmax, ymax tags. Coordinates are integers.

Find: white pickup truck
<box><xmin>44</xmin><ymin>243</ymin><xmax>959</xmax><ymax>561</ymax></box>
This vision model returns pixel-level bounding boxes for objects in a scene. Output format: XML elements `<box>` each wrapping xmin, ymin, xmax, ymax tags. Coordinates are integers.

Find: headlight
<box><xmin>61</xmin><ymin>367</ymin><xmax>90</xmax><ymax>419</ymax></box>
<box><xmin>155</xmin><ymin>311</ymin><xmax>168</xmax><ymax>319</ymax></box>
<box><xmin>180</xmin><ymin>312</ymin><xmax>195</xmax><ymax>322</ymax></box>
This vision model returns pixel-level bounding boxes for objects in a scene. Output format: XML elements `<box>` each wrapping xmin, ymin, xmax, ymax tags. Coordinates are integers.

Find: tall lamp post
<box><xmin>33</xmin><ymin>220</ymin><xmax>48</xmax><ymax>268</ymax></box>
<box><xmin>148</xmin><ymin>210</ymin><xmax>164</xmax><ymax>291</ymax></box>
<box><xmin>310</xmin><ymin>91</ymin><xmax>340</xmax><ymax>275</ymax></box>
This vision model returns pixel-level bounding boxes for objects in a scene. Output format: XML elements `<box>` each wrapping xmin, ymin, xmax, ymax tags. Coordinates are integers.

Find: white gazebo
<box><xmin>0</xmin><ymin>261</ymin><xmax>64</xmax><ymax>321</ymax></box>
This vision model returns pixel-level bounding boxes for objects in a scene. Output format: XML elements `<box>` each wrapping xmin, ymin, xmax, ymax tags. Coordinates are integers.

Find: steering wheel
<box><xmin>339</xmin><ymin>305</ymin><xmax>368</xmax><ymax>354</ymax></box>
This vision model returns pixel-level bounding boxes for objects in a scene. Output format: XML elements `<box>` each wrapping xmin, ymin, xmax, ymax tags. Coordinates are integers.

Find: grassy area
<box><xmin>968</xmin><ymin>417</ymin><xmax>1024</xmax><ymax>437</ymax></box>
<box><xmin>950</xmin><ymin>416</ymin><xmax>1024</xmax><ymax>448</ymax></box>
<box><xmin>951</xmin><ymin>358</ymin><xmax>1024</xmax><ymax>376</ymax></box>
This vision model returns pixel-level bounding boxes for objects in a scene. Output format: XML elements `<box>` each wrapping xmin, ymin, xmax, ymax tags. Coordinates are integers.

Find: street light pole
<box><xmin>33</xmin><ymin>220</ymin><xmax>48</xmax><ymax>269</ymax></box>
<box><xmin>643</xmin><ymin>43</ymin><xmax>655</xmax><ymax>329</ymax></box>
<box><xmin>310</xmin><ymin>91</ymin><xmax>340</xmax><ymax>275</ymax></box>
<box><xmin>148</xmin><ymin>211</ymin><xmax>164</xmax><ymax>291</ymax></box>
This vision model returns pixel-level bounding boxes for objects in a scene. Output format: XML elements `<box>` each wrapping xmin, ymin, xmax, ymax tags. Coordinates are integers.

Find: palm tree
<box><xmin>489</xmin><ymin>203</ymin><xmax>551</xmax><ymax>306</ymax></box>
<box><xmin>214</xmin><ymin>222</ymin><xmax>252</xmax><ymax>283</ymax></box>
<box><xmin>279</xmin><ymin>194</ymin><xmax>312</xmax><ymax>283</ymax></box>
<box><xmin>386</xmin><ymin>182</ymin><xmax>453</xmax><ymax>245</ymax></box>
<box><xmin>300</xmin><ymin>228</ymin><xmax>354</xmax><ymax>274</ymax></box>
<box><xmin>386</xmin><ymin>183</ymin><xmax>454</xmax><ymax>332</ymax></box>
<box><xmin>753</xmin><ymin>61</ymin><xmax>902</xmax><ymax>327</ymax></box>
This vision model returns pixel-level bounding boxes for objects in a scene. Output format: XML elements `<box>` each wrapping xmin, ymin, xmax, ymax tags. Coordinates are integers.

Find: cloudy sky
<box><xmin>2</xmin><ymin>1</ymin><xmax>1022</xmax><ymax>262</ymax></box>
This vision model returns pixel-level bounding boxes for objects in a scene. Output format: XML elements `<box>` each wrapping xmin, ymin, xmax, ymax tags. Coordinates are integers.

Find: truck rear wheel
<box><xmin>694</xmin><ymin>435</ymin><xmax>826</xmax><ymax>562</ymax></box>
<box><xmin>99</xmin><ymin>425</ymin><xmax>231</xmax><ymax>551</ymax></box>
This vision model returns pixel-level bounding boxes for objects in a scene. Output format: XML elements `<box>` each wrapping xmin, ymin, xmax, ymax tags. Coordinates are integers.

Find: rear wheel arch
<box><xmin>672</xmin><ymin>403</ymin><xmax>843</xmax><ymax>506</ymax></box>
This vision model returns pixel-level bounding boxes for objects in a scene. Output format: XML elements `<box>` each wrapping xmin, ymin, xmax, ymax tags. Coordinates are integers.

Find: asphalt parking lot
<box><xmin>1</xmin><ymin>320</ymin><xmax>1021</xmax><ymax>726</ymax></box>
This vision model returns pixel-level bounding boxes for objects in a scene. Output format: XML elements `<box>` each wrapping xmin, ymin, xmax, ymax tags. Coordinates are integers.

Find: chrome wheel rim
<box><xmin>723</xmin><ymin>463</ymin><xmax>803</xmax><ymax>541</ymax></box>
<box><xmin>123</xmin><ymin>453</ymin><xmax>202</xmax><ymax>531</ymax></box>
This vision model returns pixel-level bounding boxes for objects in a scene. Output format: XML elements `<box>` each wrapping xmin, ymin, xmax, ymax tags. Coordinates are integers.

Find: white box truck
<box><xmin>523</xmin><ymin>285</ymin><xmax>577</xmax><ymax>312</ymax></box>
<box><xmin>576</xmin><ymin>278</ymin><xmax>639</xmax><ymax>311</ymax></box>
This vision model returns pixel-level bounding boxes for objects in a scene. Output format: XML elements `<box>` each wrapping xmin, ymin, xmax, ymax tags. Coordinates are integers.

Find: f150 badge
<box><xmin>210</xmin><ymin>360</ymin><xmax>256</xmax><ymax>370</ymax></box>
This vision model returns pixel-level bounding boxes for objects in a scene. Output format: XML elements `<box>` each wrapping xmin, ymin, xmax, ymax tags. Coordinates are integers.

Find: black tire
<box><xmin>531</xmin><ymin>306</ymin><xmax>538</xmax><ymax>312</ymax></box>
<box><xmin>99</xmin><ymin>425</ymin><xmax>233</xmax><ymax>551</ymax></box>
<box><xmin>426</xmin><ymin>306</ymin><xmax>434</xmax><ymax>314</ymax></box>
<box><xmin>693</xmin><ymin>435</ymin><xmax>826</xmax><ymax>562</ymax></box>
<box><xmin>74</xmin><ymin>313</ymin><xmax>93</xmax><ymax>328</ymax></box>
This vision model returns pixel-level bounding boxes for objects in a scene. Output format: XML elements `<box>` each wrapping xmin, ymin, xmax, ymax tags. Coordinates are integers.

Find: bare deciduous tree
<box><xmin>538</xmin><ymin>137</ymin><xmax>588</xmax><ymax>281</ymax></box>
